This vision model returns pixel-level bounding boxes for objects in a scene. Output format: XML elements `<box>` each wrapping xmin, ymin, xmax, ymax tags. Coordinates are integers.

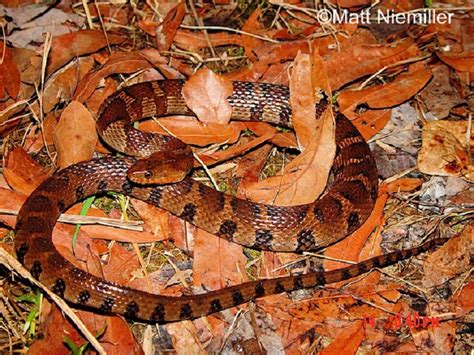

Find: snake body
<box><xmin>14</xmin><ymin>80</ymin><xmax>446</xmax><ymax>322</ymax></box>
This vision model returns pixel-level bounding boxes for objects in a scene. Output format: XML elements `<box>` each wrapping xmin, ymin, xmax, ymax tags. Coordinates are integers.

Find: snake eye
<box><xmin>144</xmin><ymin>171</ymin><xmax>153</xmax><ymax>179</ymax></box>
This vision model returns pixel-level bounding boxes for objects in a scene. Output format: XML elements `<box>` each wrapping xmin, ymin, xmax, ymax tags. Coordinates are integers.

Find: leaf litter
<box><xmin>0</xmin><ymin>0</ymin><xmax>472</xmax><ymax>353</ymax></box>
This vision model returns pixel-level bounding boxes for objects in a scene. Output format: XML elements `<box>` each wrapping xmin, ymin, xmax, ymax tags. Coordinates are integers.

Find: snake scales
<box><xmin>14</xmin><ymin>80</ymin><xmax>447</xmax><ymax>322</ymax></box>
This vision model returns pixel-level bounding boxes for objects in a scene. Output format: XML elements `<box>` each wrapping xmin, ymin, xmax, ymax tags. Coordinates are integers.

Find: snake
<box><xmin>14</xmin><ymin>80</ymin><xmax>447</xmax><ymax>322</ymax></box>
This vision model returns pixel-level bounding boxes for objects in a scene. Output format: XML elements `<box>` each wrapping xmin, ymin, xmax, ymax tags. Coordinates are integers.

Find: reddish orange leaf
<box><xmin>352</xmin><ymin>109</ymin><xmax>392</xmax><ymax>140</ymax></box>
<box><xmin>437</xmin><ymin>51</ymin><xmax>474</xmax><ymax>73</ymax></box>
<box><xmin>320</xmin><ymin>321</ymin><xmax>364</xmax><ymax>355</ymax></box>
<box><xmin>140</xmin><ymin>116</ymin><xmax>245</xmax><ymax>147</ymax></box>
<box><xmin>43</xmin><ymin>57</ymin><xmax>95</xmax><ymax>112</ymax></box>
<box><xmin>192</xmin><ymin>229</ymin><xmax>248</xmax><ymax>290</ymax></box>
<box><xmin>386</xmin><ymin>177</ymin><xmax>424</xmax><ymax>193</ymax></box>
<box><xmin>182</xmin><ymin>68</ymin><xmax>233</xmax><ymax>124</ymax></box>
<box><xmin>454</xmin><ymin>282</ymin><xmax>474</xmax><ymax>313</ymax></box>
<box><xmin>156</xmin><ymin>2</ymin><xmax>186</xmax><ymax>51</ymax></box>
<box><xmin>47</xmin><ymin>30</ymin><xmax>125</xmax><ymax>75</ymax></box>
<box><xmin>290</xmin><ymin>52</ymin><xmax>317</xmax><ymax>149</ymax></box>
<box><xmin>0</xmin><ymin>41</ymin><xmax>21</xmax><ymax>99</ymax></box>
<box><xmin>73</xmin><ymin>50</ymin><xmax>166</xmax><ymax>103</ymax></box>
<box><xmin>240</xmin><ymin>53</ymin><xmax>335</xmax><ymax>205</ymax></box>
<box><xmin>326</xmin><ymin>39</ymin><xmax>420</xmax><ymax>90</ymax></box>
<box><xmin>423</xmin><ymin>222</ymin><xmax>472</xmax><ymax>287</ymax></box>
<box><xmin>338</xmin><ymin>68</ymin><xmax>432</xmax><ymax>113</ymax></box>
<box><xmin>3</xmin><ymin>147</ymin><xmax>50</xmax><ymax>195</ymax></box>
<box><xmin>53</xmin><ymin>100</ymin><xmax>98</xmax><ymax>168</ymax></box>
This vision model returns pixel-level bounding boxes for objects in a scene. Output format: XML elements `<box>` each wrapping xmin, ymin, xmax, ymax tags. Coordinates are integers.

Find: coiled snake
<box><xmin>14</xmin><ymin>80</ymin><xmax>447</xmax><ymax>322</ymax></box>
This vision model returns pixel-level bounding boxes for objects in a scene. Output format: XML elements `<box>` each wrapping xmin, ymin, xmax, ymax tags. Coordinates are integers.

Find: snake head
<box><xmin>128</xmin><ymin>150</ymin><xmax>194</xmax><ymax>185</ymax></box>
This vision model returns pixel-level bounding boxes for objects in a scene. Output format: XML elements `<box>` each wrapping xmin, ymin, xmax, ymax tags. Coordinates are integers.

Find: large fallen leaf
<box><xmin>242</xmin><ymin>53</ymin><xmax>335</xmax><ymax>205</ymax></box>
<box><xmin>418</xmin><ymin>64</ymin><xmax>462</xmax><ymax>119</ymax></box>
<box><xmin>326</xmin><ymin>39</ymin><xmax>420</xmax><ymax>90</ymax></box>
<box><xmin>422</xmin><ymin>222</ymin><xmax>473</xmax><ymax>287</ymax></box>
<box><xmin>192</xmin><ymin>229</ymin><xmax>248</xmax><ymax>290</ymax></box>
<box><xmin>437</xmin><ymin>51</ymin><xmax>474</xmax><ymax>73</ymax></box>
<box><xmin>0</xmin><ymin>41</ymin><xmax>21</xmax><ymax>99</ymax></box>
<box><xmin>418</xmin><ymin>120</ymin><xmax>473</xmax><ymax>181</ymax></box>
<box><xmin>156</xmin><ymin>2</ymin><xmax>186</xmax><ymax>51</ymax></box>
<box><xmin>53</xmin><ymin>101</ymin><xmax>98</xmax><ymax>168</ymax></box>
<box><xmin>43</xmin><ymin>57</ymin><xmax>95</xmax><ymax>112</ymax></box>
<box><xmin>3</xmin><ymin>147</ymin><xmax>50</xmax><ymax>195</ymax></box>
<box><xmin>174</xmin><ymin>30</ymin><xmax>243</xmax><ymax>52</ymax></box>
<box><xmin>140</xmin><ymin>116</ymin><xmax>245</xmax><ymax>146</ymax></box>
<box><xmin>289</xmin><ymin>52</ymin><xmax>316</xmax><ymax>149</ymax></box>
<box><xmin>338</xmin><ymin>68</ymin><xmax>432</xmax><ymax>114</ymax></box>
<box><xmin>47</xmin><ymin>30</ymin><xmax>126</xmax><ymax>75</ymax></box>
<box><xmin>73</xmin><ymin>50</ymin><xmax>166</xmax><ymax>103</ymax></box>
<box><xmin>351</xmin><ymin>109</ymin><xmax>392</xmax><ymax>140</ymax></box>
<box><xmin>182</xmin><ymin>68</ymin><xmax>233</xmax><ymax>124</ymax></box>
<box><xmin>320</xmin><ymin>321</ymin><xmax>364</xmax><ymax>355</ymax></box>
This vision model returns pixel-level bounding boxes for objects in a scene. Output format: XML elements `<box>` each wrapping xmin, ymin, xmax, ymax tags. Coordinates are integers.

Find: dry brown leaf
<box><xmin>338</xmin><ymin>68</ymin><xmax>432</xmax><ymax>113</ymax></box>
<box><xmin>3</xmin><ymin>147</ymin><xmax>51</xmax><ymax>195</ymax></box>
<box><xmin>130</xmin><ymin>198</ymin><xmax>170</xmax><ymax>241</ymax></box>
<box><xmin>43</xmin><ymin>57</ymin><xmax>95</xmax><ymax>113</ymax></box>
<box><xmin>240</xmin><ymin>9</ymin><xmax>265</xmax><ymax>62</ymax></box>
<box><xmin>242</xmin><ymin>107</ymin><xmax>334</xmax><ymax>205</ymax></box>
<box><xmin>174</xmin><ymin>30</ymin><xmax>243</xmax><ymax>52</ymax></box>
<box><xmin>166</xmin><ymin>322</ymin><xmax>205</xmax><ymax>354</ymax></box>
<box><xmin>454</xmin><ymin>282</ymin><xmax>474</xmax><ymax>313</ymax></box>
<box><xmin>437</xmin><ymin>51</ymin><xmax>474</xmax><ymax>73</ymax></box>
<box><xmin>319</xmin><ymin>321</ymin><xmax>364</xmax><ymax>355</ymax></box>
<box><xmin>73</xmin><ymin>50</ymin><xmax>166</xmax><ymax>103</ymax></box>
<box><xmin>290</xmin><ymin>52</ymin><xmax>316</xmax><ymax>149</ymax></box>
<box><xmin>351</xmin><ymin>109</ymin><xmax>392</xmax><ymax>140</ymax></box>
<box><xmin>192</xmin><ymin>229</ymin><xmax>248</xmax><ymax>290</ymax></box>
<box><xmin>241</xmin><ymin>53</ymin><xmax>334</xmax><ymax>205</ymax></box>
<box><xmin>386</xmin><ymin>177</ymin><xmax>424</xmax><ymax>193</ymax></box>
<box><xmin>54</xmin><ymin>101</ymin><xmax>98</xmax><ymax>168</ymax></box>
<box><xmin>326</xmin><ymin>39</ymin><xmax>420</xmax><ymax>90</ymax></box>
<box><xmin>418</xmin><ymin>120</ymin><xmax>473</xmax><ymax>181</ymax></box>
<box><xmin>140</xmin><ymin>117</ymin><xmax>245</xmax><ymax>147</ymax></box>
<box><xmin>47</xmin><ymin>30</ymin><xmax>126</xmax><ymax>75</ymax></box>
<box><xmin>422</xmin><ymin>222</ymin><xmax>473</xmax><ymax>287</ymax></box>
<box><xmin>23</xmin><ymin>113</ymin><xmax>57</xmax><ymax>153</ymax></box>
<box><xmin>0</xmin><ymin>41</ymin><xmax>21</xmax><ymax>99</ymax></box>
<box><xmin>182</xmin><ymin>68</ymin><xmax>233</xmax><ymax>125</ymax></box>
<box><xmin>236</xmin><ymin>144</ymin><xmax>272</xmax><ymax>185</ymax></box>
<box><xmin>198</xmin><ymin>126</ymin><xmax>274</xmax><ymax>167</ymax></box>
<box><xmin>156</xmin><ymin>2</ymin><xmax>186</xmax><ymax>51</ymax></box>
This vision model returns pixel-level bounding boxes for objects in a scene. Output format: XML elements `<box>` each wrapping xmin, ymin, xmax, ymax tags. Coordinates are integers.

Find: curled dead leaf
<box><xmin>338</xmin><ymin>69</ymin><xmax>432</xmax><ymax>114</ymax></box>
<box><xmin>47</xmin><ymin>30</ymin><xmax>126</xmax><ymax>75</ymax></box>
<box><xmin>54</xmin><ymin>101</ymin><xmax>98</xmax><ymax>168</ymax></box>
<box><xmin>3</xmin><ymin>147</ymin><xmax>51</xmax><ymax>195</ymax></box>
<box><xmin>418</xmin><ymin>120</ymin><xmax>473</xmax><ymax>181</ymax></box>
<box><xmin>73</xmin><ymin>51</ymin><xmax>166</xmax><ymax>103</ymax></box>
<box><xmin>182</xmin><ymin>68</ymin><xmax>233</xmax><ymax>125</ymax></box>
<box><xmin>422</xmin><ymin>222</ymin><xmax>473</xmax><ymax>287</ymax></box>
<box><xmin>43</xmin><ymin>57</ymin><xmax>95</xmax><ymax>113</ymax></box>
<box><xmin>437</xmin><ymin>51</ymin><xmax>474</xmax><ymax>73</ymax></box>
